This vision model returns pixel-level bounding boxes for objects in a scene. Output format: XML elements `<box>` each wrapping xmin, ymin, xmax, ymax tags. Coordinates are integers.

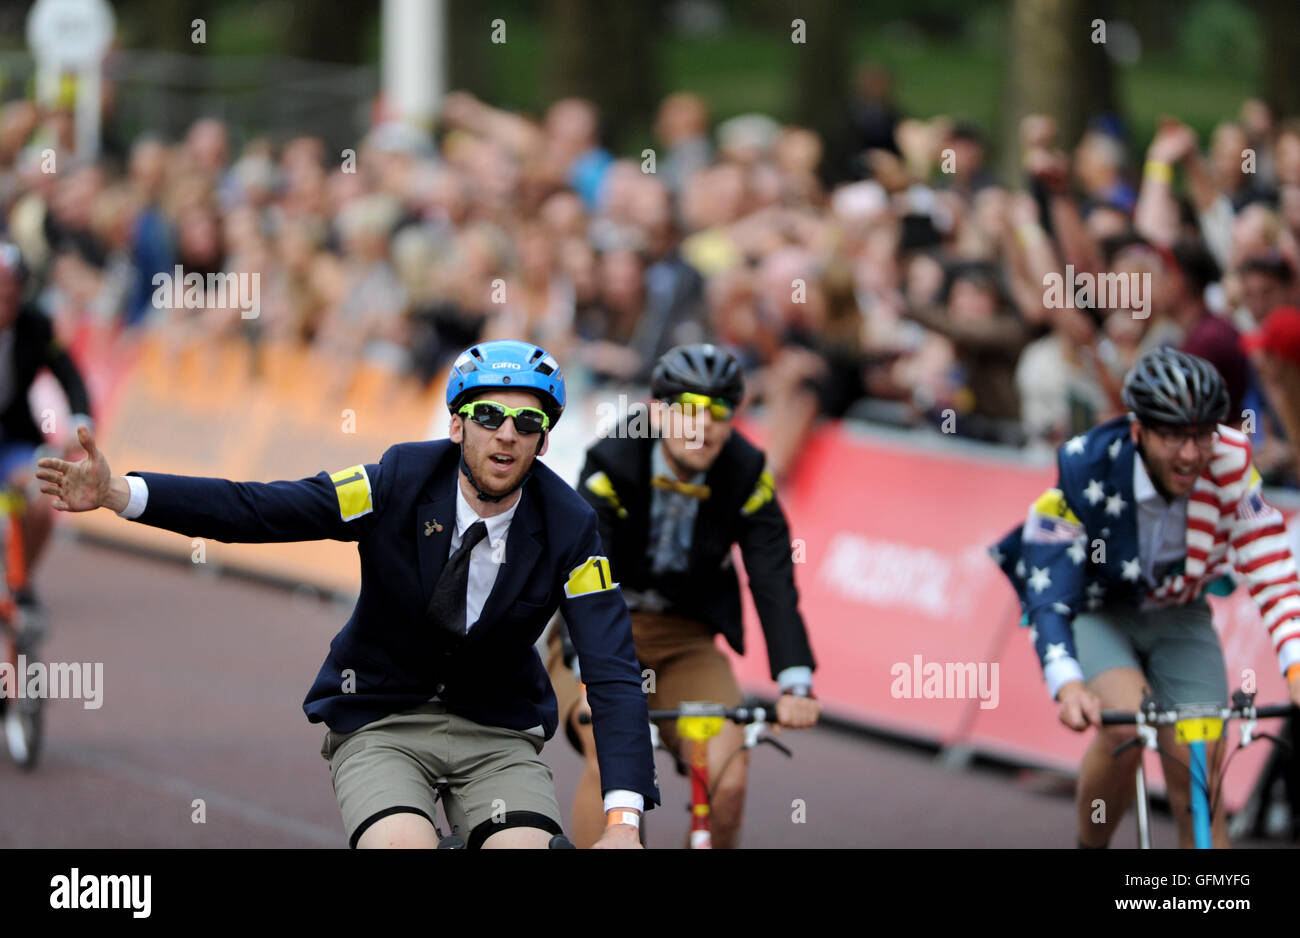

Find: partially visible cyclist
<box><xmin>991</xmin><ymin>347</ymin><xmax>1300</xmax><ymax>848</ymax></box>
<box><xmin>0</xmin><ymin>241</ymin><xmax>93</xmax><ymax>618</ymax></box>
<box><xmin>547</xmin><ymin>343</ymin><xmax>819</xmax><ymax>848</ymax></box>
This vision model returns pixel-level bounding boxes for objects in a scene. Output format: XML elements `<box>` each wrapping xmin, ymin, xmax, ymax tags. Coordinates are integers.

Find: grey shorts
<box><xmin>1073</xmin><ymin>600</ymin><xmax>1228</xmax><ymax>707</ymax></box>
<box><xmin>321</xmin><ymin>702</ymin><xmax>563</xmax><ymax>848</ymax></box>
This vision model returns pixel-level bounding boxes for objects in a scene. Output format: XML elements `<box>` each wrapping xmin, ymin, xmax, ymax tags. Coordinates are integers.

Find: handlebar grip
<box><xmin>1099</xmin><ymin>710</ymin><xmax>1137</xmax><ymax>725</ymax></box>
<box><xmin>577</xmin><ymin>706</ymin><xmax>787</xmax><ymax>725</ymax></box>
<box><xmin>1249</xmin><ymin>704</ymin><xmax>1296</xmax><ymax>719</ymax></box>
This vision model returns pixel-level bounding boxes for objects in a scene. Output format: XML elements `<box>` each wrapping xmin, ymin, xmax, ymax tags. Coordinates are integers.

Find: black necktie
<box><xmin>428</xmin><ymin>520</ymin><xmax>489</xmax><ymax>637</ymax></box>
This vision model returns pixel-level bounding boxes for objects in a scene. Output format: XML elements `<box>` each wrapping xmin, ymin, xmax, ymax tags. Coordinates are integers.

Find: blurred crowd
<box><xmin>3</xmin><ymin>64</ymin><xmax>1300</xmax><ymax>484</ymax></box>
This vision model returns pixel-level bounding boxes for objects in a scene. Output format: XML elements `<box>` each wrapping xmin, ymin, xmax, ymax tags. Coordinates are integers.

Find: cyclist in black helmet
<box><xmin>547</xmin><ymin>343</ymin><xmax>819</xmax><ymax>847</ymax></box>
<box><xmin>991</xmin><ymin>347</ymin><xmax>1300</xmax><ymax>848</ymax></box>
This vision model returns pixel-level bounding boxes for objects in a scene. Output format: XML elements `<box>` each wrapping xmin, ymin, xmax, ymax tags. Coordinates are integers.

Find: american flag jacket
<box><xmin>990</xmin><ymin>415</ymin><xmax>1300</xmax><ymax>699</ymax></box>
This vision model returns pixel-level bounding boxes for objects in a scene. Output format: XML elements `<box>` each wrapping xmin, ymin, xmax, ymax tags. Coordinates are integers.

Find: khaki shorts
<box><xmin>320</xmin><ymin>702</ymin><xmax>563</xmax><ymax>848</ymax></box>
<box><xmin>546</xmin><ymin>611</ymin><xmax>742</xmax><ymax>754</ymax></box>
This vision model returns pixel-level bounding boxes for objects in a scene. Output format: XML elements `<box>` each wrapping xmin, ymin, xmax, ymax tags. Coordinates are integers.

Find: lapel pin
<box><xmin>425</xmin><ymin>520</ymin><xmax>444</xmax><ymax>536</ymax></box>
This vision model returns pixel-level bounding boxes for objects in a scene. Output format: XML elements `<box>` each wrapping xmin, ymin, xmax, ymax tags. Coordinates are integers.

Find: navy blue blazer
<box><xmin>125</xmin><ymin>439</ymin><xmax>659</xmax><ymax>804</ymax></box>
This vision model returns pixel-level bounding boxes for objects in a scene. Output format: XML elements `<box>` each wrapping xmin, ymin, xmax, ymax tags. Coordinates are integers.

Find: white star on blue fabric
<box><xmin>989</xmin><ymin>546</ymin><xmax>1004</xmax><ymax>566</ymax></box>
<box><xmin>1083</xmin><ymin>479</ymin><xmax>1105</xmax><ymax>505</ymax></box>
<box><xmin>1067</xmin><ymin>539</ymin><xmax>1086</xmax><ymax>565</ymax></box>
<box><xmin>1028</xmin><ymin>566</ymin><xmax>1052</xmax><ymax>593</ymax></box>
<box><xmin>1027</xmin><ymin>624</ymin><xmax>1038</xmax><ymax>645</ymax></box>
<box><xmin>1052</xmin><ymin>601</ymin><xmax>1071</xmax><ymax>614</ymax></box>
<box><xmin>1044</xmin><ymin>642</ymin><xmax>1068</xmax><ymax>662</ymax></box>
<box><xmin>1086</xmin><ymin>597</ymin><xmax>1104</xmax><ymax>611</ymax></box>
<box><xmin>1108</xmin><ymin>438</ymin><xmax>1123</xmax><ymax>461</ymax></box>
<box><xmin>1086</xmin><ymin>581</ymin><xmax>1106</xmax><ymax>599</ymax></box>
<box><xmin>1105</xmin><ymin>492</ymin><xmax>1127</xmax><ymax>517</ymax></box>
<box><xmin>1121</xmin><ymin>557</ymin><xmax>1141</xmax><ymax>582</ymax></box>
<box><xmin>1015</xmin><ymin>559</ymin><xmax>1026</xmax><ymax>579</ymax></box>
<box><xmin>1065</xmin><ymin>435</ymin><xmax>1087</xmax><ymax>455</ymax></box>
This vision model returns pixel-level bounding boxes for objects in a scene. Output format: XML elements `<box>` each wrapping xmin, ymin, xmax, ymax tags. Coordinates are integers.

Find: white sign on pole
<box><xmin>26</xmin><ymin>0</ymin><xmax>116</xmax><ymax>161</ymax></box>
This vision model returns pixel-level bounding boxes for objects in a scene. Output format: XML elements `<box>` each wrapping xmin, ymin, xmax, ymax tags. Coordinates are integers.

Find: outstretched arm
<box><xmin>36</xmin><ymin>425</ymin><xmax>386</xmax><ymax>544</ymax></box>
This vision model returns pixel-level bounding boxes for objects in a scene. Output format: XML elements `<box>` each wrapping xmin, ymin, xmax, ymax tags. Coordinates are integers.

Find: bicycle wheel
<box><xmin>3</xmin><ymin>695</ymin><xmax>42</xmax><ymax>770</ymax></box>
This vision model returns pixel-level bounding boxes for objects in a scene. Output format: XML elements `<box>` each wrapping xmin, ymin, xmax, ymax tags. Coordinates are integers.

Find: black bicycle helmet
<box><xmin>650</xmin><ymin>343</ymin><xmax>745</xmax><ymax>405</ymax></box>
<box><xmin>1121</xmin><ymin>347</ymin><xmax>1229</xmax><ymax>428</ymax></box>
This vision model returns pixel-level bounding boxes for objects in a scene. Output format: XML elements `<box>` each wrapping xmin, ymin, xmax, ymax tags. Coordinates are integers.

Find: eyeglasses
<box><xmin>674</xmin><ymin>392</ymin><xmax>735</xmax><ymax>421</ymax></box>
<box><xmin>1147</xmin><ymin>425</ymin><xmax>1217</xmax><ymax>451</ymax></box>
<box><xmin>458</xmin><ymin>401</ymin><xmax>551</xmax><ymax>435</ymax></box>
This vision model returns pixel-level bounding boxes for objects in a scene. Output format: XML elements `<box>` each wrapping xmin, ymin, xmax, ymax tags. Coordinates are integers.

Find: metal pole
<box><xmin>75</xmin><ymin>65</ymin><xmax>101</xmax><ymax>161</ymax></box>
<box><xmin>381</xmin><ymin>0</ymin><xmax>442</xmax><ymax>128</ymax></box>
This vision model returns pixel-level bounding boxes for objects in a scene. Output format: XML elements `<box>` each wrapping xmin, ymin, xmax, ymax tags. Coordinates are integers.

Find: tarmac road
<box><xmin>0</xmin><ymin>533</ymin><xmax>1284</xmax><ymax>850</ymax></box>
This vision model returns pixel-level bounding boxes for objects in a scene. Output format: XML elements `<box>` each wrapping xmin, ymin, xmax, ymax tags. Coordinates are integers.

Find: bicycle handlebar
<box><xmin>1100</xmin><ymin>703</ymin><xmax>1294</xmax><ymax>725</ymax></box>
<box><xmin>576</xmin><ymin>704</ymin><xmax>779</xmax><ymax>726</ymax></box>
<box><xmin>648</xmin><ymin>705</ymin><xmax>776</xmax><ymax>724</ymax></box>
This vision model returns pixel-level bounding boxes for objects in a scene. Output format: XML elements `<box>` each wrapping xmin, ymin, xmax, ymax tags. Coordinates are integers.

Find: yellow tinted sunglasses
<box><xmin>675</xmin><ymin>392</ymin><xmax>735</xmax><ymax>420</ymax></box>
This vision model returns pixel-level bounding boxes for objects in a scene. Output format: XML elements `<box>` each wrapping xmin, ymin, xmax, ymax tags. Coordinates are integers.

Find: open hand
<box><xmin>35</xmin><ymin>425</ymin><xmax>120</xmax><ymax>512</ymax></box>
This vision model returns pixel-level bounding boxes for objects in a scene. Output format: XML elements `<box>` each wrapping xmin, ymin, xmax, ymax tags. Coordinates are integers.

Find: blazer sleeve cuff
<box><xmin>602</xmin><ymin>789</ymin><xmax>645</xmax><ymax>813</ymax></box>
<box><xmin>776</xmin><ymin>666</ymin><xmax>813</xmax><ymax>692</ymax></box>
<box><xmin>1044</xmin><ymin>657</ymin><xmax>1085</xmax><ymax>701</ymax></box>
<box><xmin>118</xmin><ymin>474</ymin><xmax>150</xmax><ymax>520</ymax></box>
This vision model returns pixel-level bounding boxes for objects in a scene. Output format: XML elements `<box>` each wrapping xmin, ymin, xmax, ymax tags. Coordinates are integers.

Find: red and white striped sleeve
<box><xmin>1220</xmin><ymin>433</ymin><xmax>1300</xmax><ymax>676</ymax></box>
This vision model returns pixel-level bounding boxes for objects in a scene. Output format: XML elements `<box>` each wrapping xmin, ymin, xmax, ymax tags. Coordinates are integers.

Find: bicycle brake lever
<box><xmin>758</xmin><ymin>735</ymin><xmax>793</xmax><ymax>758</ymax></box>
<box><xmin>1111</xmin><ymin>736</ymin><xmax>1143</xmax><ymax>758</ymax></box>
<box><xmin>1255</xmin><ymin>732</ymin><xmax>1292</xmax><ymax>755</ymax></box>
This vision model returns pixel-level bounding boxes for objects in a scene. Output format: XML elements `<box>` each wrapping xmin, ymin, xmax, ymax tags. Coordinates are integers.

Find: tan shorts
<box><xmin>320</xmin><ymin>702</ymin><xmax>563</xmax><ymax>848</ymax></box>
<box><xmin>546</xmin><ymin>611</ymin><xmax>742</xmax><ymax>754</ymax></box>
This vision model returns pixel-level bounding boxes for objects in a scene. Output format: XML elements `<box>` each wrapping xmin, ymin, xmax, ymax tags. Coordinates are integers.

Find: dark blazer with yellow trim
<box><xmin>577</xmin><ymin>425</ymin><xmax>815</xmax><ymax>680</ymax></box>
<box><xmin>124</xmin><ymin>439</ymin><xmax>659</xmax><ymax>804</ymax></box>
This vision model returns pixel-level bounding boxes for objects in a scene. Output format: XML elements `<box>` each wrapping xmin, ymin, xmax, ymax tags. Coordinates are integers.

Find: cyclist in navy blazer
<box><xmin>37</xmin><ymin>340</ymin><xmax>658</xmax><ymax>849</ymax></box>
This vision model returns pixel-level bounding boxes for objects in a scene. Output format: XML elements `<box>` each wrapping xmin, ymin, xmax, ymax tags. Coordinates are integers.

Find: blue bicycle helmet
<box><xmin>446</xmin><ymin>340</ymin><xmax>567</xmax><ymax>503</ymax></box>
<box><xmin>446</xmin><ymin>340</ymin><xmax>566</xmax><ymax>429</ymax></box>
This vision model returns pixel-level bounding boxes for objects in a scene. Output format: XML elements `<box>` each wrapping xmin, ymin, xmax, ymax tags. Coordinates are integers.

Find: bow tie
<box><xmin>651</xmin><ymin>475</ymin><xmax>711</xmax><ymax>500</ymax></box>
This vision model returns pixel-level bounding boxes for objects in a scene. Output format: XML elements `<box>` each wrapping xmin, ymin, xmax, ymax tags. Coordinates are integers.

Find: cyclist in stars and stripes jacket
<box><xmin>991</xmin><ymin>347</ymin><xmax>1300</xmax><ymax>848</ymax></box>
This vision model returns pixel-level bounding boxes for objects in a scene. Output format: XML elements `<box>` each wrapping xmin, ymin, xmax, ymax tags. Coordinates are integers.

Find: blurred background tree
<box><xmin>0</xmin><ymin>0</ymin><xmax>1287</xmax><ymax>162</ymax></box>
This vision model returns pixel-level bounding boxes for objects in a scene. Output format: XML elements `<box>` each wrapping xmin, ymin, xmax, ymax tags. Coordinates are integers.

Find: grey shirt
<box><xmin>1133</xmin><ymin>455</ymin><xmax>1189</xmax><ymax>594</ymax></box>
